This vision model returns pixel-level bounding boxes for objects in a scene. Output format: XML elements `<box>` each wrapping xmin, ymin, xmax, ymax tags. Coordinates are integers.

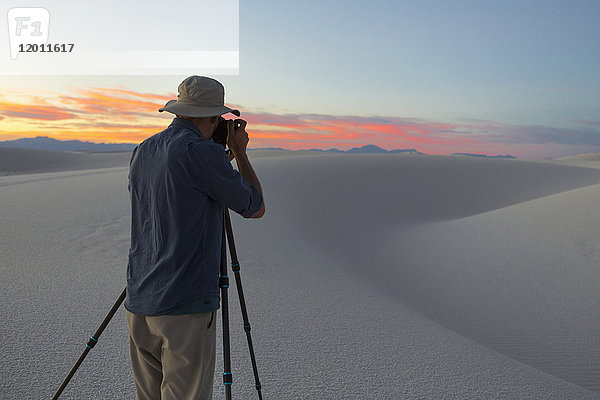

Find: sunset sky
<box><xmin>1</xmin><ymin>0</ymin><xmax>599</xmax><ymax>158</ymax></box>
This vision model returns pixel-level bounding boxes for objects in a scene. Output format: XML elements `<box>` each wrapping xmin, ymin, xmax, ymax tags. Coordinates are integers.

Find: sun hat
<box><xmin>159</xmin><ymin>76</ymin><xmax>240</xmax><ymax>117</ymax></box>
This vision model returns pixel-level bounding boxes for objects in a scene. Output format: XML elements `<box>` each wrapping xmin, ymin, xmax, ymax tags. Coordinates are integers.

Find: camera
<box><xmin>211</xmin><ymin>117</ymin><xmax>241</xmax><ymax>148</ymax></box>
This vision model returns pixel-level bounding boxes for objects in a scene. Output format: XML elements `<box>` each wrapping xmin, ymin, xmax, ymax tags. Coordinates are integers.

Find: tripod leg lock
<box><xmin>85</xmin><ymin>336</ymin><xmax>98</xmax><ymax>349</ymax></box>
<box><xmin>231</xmin><ymin>262</ymin><xmax>240</xmax><ymax>272</ymax></box>
<box><xmin>219</xmin><ymin>275</ymin><xmax>229</xmax><ymax>288</ymax></box>
<box><xmin>223</xmin><ymin>372</ymin><xmax>232</xmax><ymax>386</ymax></box>
<box><xmin>244</xmin><ymin>323</ymin><xmax>251</xmax><ymax>333</ymax></box>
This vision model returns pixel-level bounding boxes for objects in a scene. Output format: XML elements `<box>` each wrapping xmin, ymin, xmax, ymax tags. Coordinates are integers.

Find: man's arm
<box><xmin>227</xmin><ymin>119</ymin><xmax>265</xmax><ymax>218</ymax></box>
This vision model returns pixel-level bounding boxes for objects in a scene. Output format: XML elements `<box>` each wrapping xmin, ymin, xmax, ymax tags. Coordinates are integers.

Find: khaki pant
<box><xmin>126</xmin><ymin>310</ymin><xmax>217</xmax><ymax>400</ymax></box>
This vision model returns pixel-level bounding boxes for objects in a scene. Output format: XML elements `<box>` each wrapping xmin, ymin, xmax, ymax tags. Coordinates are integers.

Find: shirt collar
<box><xmin>170</xmin><ymin>117</ymin><xmax>207</xmax><ymax>140</ymax></box>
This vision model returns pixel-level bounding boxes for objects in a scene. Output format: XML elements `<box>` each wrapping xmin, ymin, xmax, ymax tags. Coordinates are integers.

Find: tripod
<box><xmin>220</xmin><ymin>207</ymin><xmax>264</xmax><ymax>400</ymax></box>
<box><xmin>51</xmin><ymin>208</ymin><xmax>264</xmax><ymax>399</ymax></box>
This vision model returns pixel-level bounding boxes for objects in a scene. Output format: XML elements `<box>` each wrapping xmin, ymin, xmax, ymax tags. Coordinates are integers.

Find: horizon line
<box><xmin>0</xmin><ymin>135</ymin><xmax>526</xmax><ymax>157</ymax></box>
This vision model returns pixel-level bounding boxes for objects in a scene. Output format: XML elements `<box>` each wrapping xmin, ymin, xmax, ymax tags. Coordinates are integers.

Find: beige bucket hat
<box><xmin>159</xmin><ymin>76</ymin><xmax>240</xmax><ymax>117</ymax></box>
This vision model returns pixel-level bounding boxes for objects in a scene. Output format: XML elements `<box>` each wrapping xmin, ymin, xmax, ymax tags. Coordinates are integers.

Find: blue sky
<box><xmin>231</xmin><ymin>0</ymin><xmax>600</xmax><ymax>123</ymax></box>
<box><xmin>1</xmin><ymin>0</ymin><xmax>599</xmax><ymax>158</ymax></box>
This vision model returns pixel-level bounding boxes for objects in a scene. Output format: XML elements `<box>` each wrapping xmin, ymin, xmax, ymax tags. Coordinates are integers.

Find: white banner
<box><xmin>1</xmin><ymin>1</ymin><xmax>239</xmax><ymax>75</ymax></box>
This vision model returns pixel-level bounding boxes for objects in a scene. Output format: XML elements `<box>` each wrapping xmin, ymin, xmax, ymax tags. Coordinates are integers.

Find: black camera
<box><xmin>211</xmin><ymin>117</ymin><xmax>241</xmax><ymax>148</ymax></box>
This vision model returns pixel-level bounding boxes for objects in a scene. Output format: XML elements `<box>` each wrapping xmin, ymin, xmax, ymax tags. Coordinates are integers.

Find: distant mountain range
<box><xmin>0</xmin><ymin>137</ymin><xmax>516</xmax><ymax>158</ymax></box>
<box><xmin>251</xmin><ymin>144</ymin><xmax>422</xmax><ymax>154</ymax></box>
<box><xmin>451</xmin><ymin>152</ymin><xmax>517</xmax><ymax>159</ymax></box>
<box><xmin>0</xmin><ymin>136</ymin><xmax>136</xmax><ymax>152</ymax></box>
<box><xmin>0</xmin><ymin>137</ymin><xmax>421</xmax><ymax>154</ymax></box>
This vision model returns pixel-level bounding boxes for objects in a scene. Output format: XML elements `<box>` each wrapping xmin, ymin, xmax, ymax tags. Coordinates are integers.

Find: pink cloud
<box><xmin>239</xmin><ymin>112</ymin><xmax>479</xmax><ymax>151</ymax></box>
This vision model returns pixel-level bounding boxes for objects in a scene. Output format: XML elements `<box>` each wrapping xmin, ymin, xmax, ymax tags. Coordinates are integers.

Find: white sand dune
<box><xmin>545</xmin><ymin>153</ymin><xmax>600</xmax><ymax>170</ymax></box>
<box><xmin>2</xmin><ymin>151</ymin><xmax>600</xmax><ymax>399</ymax></box>
<box><xmin>0</xmin><ymin>147</ymin><xmax>130</xmax><ymax>176</ymax></box>
<box><xmin>554</xmin><ymin>153</ymin><xmax>600</xmax><ymax>162</ymax></box>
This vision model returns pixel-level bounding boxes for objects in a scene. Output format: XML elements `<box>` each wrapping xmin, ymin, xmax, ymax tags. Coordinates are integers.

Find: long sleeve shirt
<box><xmin>125</xmin><ymin>117</ymin><xmax>263</xmax><ymax>316</ymax></box>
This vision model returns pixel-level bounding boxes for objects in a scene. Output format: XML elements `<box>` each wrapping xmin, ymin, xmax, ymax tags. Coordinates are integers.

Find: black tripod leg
<box><xmin>51</xmin><ymin>287</ymin><xmax>126</xmax><ymax>400</ymax></box>
<box><xmin>224</xmin><ymin>209</ymin><xmax>264</xmax><ymax>400</ymax></box>
<box><xmin>220</xmin><ymin>210</ymin><xmax>233</xmax><ymax>400</ymax></box>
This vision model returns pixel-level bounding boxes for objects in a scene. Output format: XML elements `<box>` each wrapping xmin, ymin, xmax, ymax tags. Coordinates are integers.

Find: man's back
<box><xmin>126</xmin><ymin>117</ymin><xmax>262</xmax><ymax>316</ymax></box>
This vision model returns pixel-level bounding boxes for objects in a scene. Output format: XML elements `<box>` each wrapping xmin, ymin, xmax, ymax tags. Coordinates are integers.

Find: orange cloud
<box><xmin>0</xmin><ymin>100</ymin><xmax>78</xmax><ymax>120</ymax></box>
<box><xmin>0</xmin><ymin>87</ymin><xmax>175</xmax><ymax>142</ymax></box>
<box><xmin>59</xmin><ymin>88</ymin><xmax>169</xmax><ymax>118</ymax></box>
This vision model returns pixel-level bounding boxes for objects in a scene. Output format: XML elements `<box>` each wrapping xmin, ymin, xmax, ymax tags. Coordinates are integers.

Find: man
<box><xmin>125</xmin><ymin>76</ymin><xmax>265</xmax><ymax>400</ymax></box>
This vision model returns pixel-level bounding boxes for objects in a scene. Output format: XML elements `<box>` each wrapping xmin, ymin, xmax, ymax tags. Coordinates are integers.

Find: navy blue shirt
<box><xmin>125</xmin><ymin>117</ymin><xmax>263</xmax><ymax>316</ymax></box>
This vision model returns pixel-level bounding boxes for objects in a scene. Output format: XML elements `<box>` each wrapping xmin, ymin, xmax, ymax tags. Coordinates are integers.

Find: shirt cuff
<box><xmin>240</xmin><ymin>185</ymin><xmax>263</xmax><ymax>218</ymax></box>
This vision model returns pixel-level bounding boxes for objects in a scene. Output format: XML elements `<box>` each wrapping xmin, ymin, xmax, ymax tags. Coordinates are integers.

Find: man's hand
<box><xmin>224</xmin><ymin>119</ymin><xmax>265</xmax><ymax>218</ymax></box>
<box><xmin>226</xmin><ymin>119</ymin><xmax>249</xmax><ymax>159</ymax></box>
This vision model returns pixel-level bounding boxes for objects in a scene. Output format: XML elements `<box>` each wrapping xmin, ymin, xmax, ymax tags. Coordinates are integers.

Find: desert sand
<box><xmin>1</xmin><ymin>149</ymin><xmax>600</xmax><ymax>399</ymax></box>
<box><xmin>0</xmin><ymin>147</ymin><xmax>131</xmax><ymax>176</ymax></box>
